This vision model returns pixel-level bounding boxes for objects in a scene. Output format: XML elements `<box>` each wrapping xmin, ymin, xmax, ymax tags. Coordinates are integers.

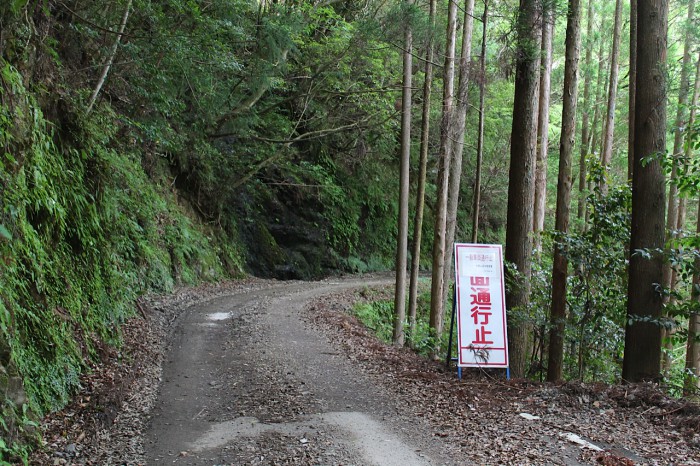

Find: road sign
<box><xmin>454</xmin><ymin>243</ymin><xmax>509</xmax><ymax>368</ymax></box>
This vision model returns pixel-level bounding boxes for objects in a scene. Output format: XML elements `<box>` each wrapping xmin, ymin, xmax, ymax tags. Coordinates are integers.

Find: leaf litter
<box><xmin>305</xmin><ymin>285</ymin><xmax>700</xmax><ymax>465</ymax></box>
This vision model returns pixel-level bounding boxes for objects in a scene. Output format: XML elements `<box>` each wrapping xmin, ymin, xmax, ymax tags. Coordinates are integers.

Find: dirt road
<box><xmin>144</xmin><ymin>277</ymin><xmax>451</xmax><ymax>465</ymax></box>
<box><xmin>31</xmin><ymin>276</ymin><xmax>700</xmax><ymax>465</ymax></box>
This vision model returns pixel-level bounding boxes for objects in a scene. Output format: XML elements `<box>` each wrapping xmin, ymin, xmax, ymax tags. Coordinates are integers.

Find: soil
<box><xmin>28</xmin><ymin>275</ymin><xmax>700</xmax><ymax>465</ymax></box>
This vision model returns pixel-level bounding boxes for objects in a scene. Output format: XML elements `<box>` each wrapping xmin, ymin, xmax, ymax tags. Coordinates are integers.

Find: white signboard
<box><xmin>454</xmin><ymin>243</ymin><xmax>509</xmax><ymax>368</ymax></box>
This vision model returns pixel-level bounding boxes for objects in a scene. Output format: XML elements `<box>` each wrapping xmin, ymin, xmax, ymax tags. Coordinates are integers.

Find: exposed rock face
<box><xmin>0</xmin><ymin>336</ymin><xmax>29</xmax><ymax>451</ymax></box>
<box><xmin>0</xmin><ymin>339</ymin><xmax>26</xmax><ymax>409</ymax></box>
<box><xmin>237</xmin><ymin>180</ymin><xmax>339</xmax><ymax>280</ymax></box>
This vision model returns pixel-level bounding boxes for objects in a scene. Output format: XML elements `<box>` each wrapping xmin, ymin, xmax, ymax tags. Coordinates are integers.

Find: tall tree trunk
<box><xmin>393</xmin><ymin>0</ymin><xmax>414</xmax><ymax>347</ymax></box>
<box><xmin>622</xmin><ymin>0</ymin><xmax>668</xmax><ymax>384</ymax></box>
<box><xmin>590</xmin><ymin>30</ymin><xmax>608</xmax><ymax>158</ymax></box>
<box><xmin>577</xmin><ymin>0</ymin><xmax>595</xmax><ymax>220</ymax></box>
<box><xmin>472</xmin><ymin>1</ymin><xmax>489</xmax><ymax>243</ymax></box>
<box><xmin>533</xmin><ymin>4</ymin><xmax>555</xmax><ymax>254</ymax></box>
<box><xmin>547</xmin><ymin>0</ymin><xmax>582</xmax><ymax>382</ymax></box>
<box><xmin>429</xmin><ymin>0</ymin><xmax>459</xmax><ymax>354</ymax></box>
<box><xmin>661</xmin><ymin>0</ymin><xmax>695</xmax><ymax>373</ymax></box>
<box><xmin>599</xmin><ymin>0</ymin><xmax>623</xmax><ymax>193</ymax></box>
<box><xmin>86</xmin><ymin>0</ymin><xmax>133</xmax><ymax>114</ymax></box>
<box><xmin>442</xmin><ymin>0</ymin><xmax>476</xmax><ymax>309</ymax></box>
<box><xmin>505</xmin><ymin>0</ymin><xmax>541</xmax><ymax>378</ymax></box>
<box><xmin>408</xmin><ymin>0</ymin><xmax>437</xmax><ymax>347</ymax></box>
<box><xmin>628</xmin><ymin>0</ymin><xmax>637</xmax><ymax>181</ymax></box>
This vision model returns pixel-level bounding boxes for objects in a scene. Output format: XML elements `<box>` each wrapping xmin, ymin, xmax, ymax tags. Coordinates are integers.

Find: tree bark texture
<box><xmin>429</xmin><ymin>0</ymin><xmax>459</xmax><ymax>350</ymax></box>
<box><xmin>622</xmin><ymin>0</ymin><xmax>668</xmax><ymax>384</ymax></box>
<box><xmin>472</xmin><ymin>1</ymin><xmax>489</xmax><ymax>243</ymax></box>
<box><xmin>442</xmin><ymin>0</ymin><xmax>476</xmax><ymax>309</ymax></box>
<box><xmin>505</xmin><ymin>0</ymin><xmax>541</xmax><ymax>378</ymax></box>
<box><xmin>547</xmin><ymin>0</ymin><xmax>581</xmax><ymax>382</ymax></box>
<box><xmin>533</xmin><ymin>5</ymin><xmax>554</xmax><ymax>255</ymax></box>
<box><xmin>628</xmin><ymin>0</ymin><xmax>637</xmax><ymax>181</ymax></box>
<box><xmin>408</xmin><ymin>0</ymin><xmax>437</xmax><ymax>347</ymax></box>
<box><xmin>393</xmin><ymin>0</ymin><xmax>413</xmax><ymax>348</ymax></box>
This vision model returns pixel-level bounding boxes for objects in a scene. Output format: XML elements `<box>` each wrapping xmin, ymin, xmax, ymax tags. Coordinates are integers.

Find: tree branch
<box><xmin>210</xmin><ymin>112</ymin><xmax>379</xmax><ymax>144</ymax></box>
<box><xmin>86</xmin><ymin>0</ymin><xmax>132</xmax><ymax>114</ymax></box>
<box><xmin>229</xmin><ymin>49</ymin><xmax>290</xmax><ymax>116</ymax></box>
<box><xmin>231</xmin><ymin>150</ymin><xmax>287</xmax><ymax>190</ymax></box>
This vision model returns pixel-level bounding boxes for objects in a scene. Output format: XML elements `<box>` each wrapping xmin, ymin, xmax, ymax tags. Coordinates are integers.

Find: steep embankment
<box><xmin>0</xmin><ymin>60</ymin><xmax>246</xmax><ymax>460</ymax></box>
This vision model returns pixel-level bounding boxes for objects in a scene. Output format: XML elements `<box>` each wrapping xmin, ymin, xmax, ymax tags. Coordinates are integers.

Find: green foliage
<box><xmin>527</xmin><ymin>162</ymin><xmax>632</xmax><ymax>382</ymax></box>
<box><xmin>353</xmin><ymin>301</ymin><xmax>395</xmax><ymax>343</ymax></box>
<box><xmin>562</xmin><ymin>183</ymin><xmax>631</xmax><ymax>382</ymax></box>
<box><xmin>352</xmin><ymin>288</ymin><xmax>443</xmax><ymax>358</ymax></box>
<box><xmin>0</xmin><ymin>400</ymin><xmax>36</xmax><ymax>465</ymax></box>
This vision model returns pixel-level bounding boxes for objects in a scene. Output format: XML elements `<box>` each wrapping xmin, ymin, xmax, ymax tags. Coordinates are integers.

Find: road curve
<box><xmin>144</xmin><ymin>277</ymin><xmax>452</xmax><ymax>465</ymax></box>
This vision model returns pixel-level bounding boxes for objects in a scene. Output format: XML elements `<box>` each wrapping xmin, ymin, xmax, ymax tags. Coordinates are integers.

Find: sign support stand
<box><xmin>445</xmin><ymin>284</ymin><xmax>462</xmax><ymax>379</ymax></box>
<box><xmin>445</xmin><ymin>284</ymin><xmax>456</xmax><ymax>369</ymax></box>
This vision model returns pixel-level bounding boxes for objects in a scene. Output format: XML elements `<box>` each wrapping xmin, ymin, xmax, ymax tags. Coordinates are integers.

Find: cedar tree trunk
<box><xmin>505</xmin><ymin>0</ymin><xmax>542</xmax><ymax>378</ymax></box>
<box><xmin>622</xmin><ymin>0</ymin><xmax>668</xmax><ymax>384</ymax></box>
<box><xmin>547</xmin><ymin>0</ymin><xmax>581</xmax><ymax>382</ymax></box>
<box><xmin>393</xmin><ymin>0</ymin><xmax>414</xmax><ymax>347</ymax></box>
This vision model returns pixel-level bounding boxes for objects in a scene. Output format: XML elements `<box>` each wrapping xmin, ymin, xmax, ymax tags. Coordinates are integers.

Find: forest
<box><xmin>0</xmin><ymin>0</ymin><xmax>697</xmax><ymax>460</ymax></box>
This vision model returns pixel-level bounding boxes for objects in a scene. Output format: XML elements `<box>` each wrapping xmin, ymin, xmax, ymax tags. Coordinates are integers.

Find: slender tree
<box><xmin>589</xmin><ymin>30</ymin><xmax>608</xmax><ymax>161</ymax></box>
<box><xmin>664</xmin><ymin>0</ymin><xmax>696</xmax><ymax>249</ymax></box>
<box><xmin>547</xmin><ymin>0</ymin><xmax>581</xmax><ymax>382</ymax></box>
<box><xmin>429</xmin><ymin>0</ymin><xmax>459</xmax><ymax>353</ymax></box>
<box><xmin>683</xmin><ymin>54</ymin><xmax>700</xmax><ymax>394</ymax></box>
<box><xmin>87</xmin><ymin>0</ymin><xmax>133</xmax><ymax>114</ymax></box>
<box><xmin>472</xmin><ymin>0</ymin><xmax>489</xmax><ymax>243</ymax></box>
<box><xmin>583</xmin><ymin>20</ymin><xmax>608</xmax><ymax>227</ymax></box>
<box><xmin>577</xmin><ymin>0</ymin><xmax>595</xmax><ymax>220</ymax></box>
<box><xmin>533</xmin><ymin>3</ymin><xmax>555</xmax><ymax>254</ymax></box>
<box><xmin>393</xmin><ymin>0</ymin><xmax>414</xmax><ymax>347</ymax></box>
<box><xmin>622</xmin><ymin>0</ymin><xmax>668</xmax><ymax>383</ymax></box>
<box><xmin>505</xmin><ymin>0</ymin><xmax>542</xmax><ymax>378</ymax></box>
<box><xmin>408</xmin><ymin>0</ymin><xmax>437</xmax><ymax>346</ymax></box>
<box><xmin>442</xmin><ymin>0</ymin><xmax>476</xmax><ymax>308</ymax></box>
<box><xmin>661</xmin><ymin>0</ymin><xmax>695</xmax><ymax>372</ymax></box>
<box><xmin>676</xmin><ymin>55</ymin><xmax>700</xmax><ymax>268</ymax></box>
<box><xmin>599</xmin><ymin>0</ymin><xmax>623</xmax><ymax>193</ymax></box>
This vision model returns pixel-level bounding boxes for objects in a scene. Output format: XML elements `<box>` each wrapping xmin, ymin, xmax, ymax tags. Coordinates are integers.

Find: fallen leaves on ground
<box><xmin>305</xmin><ymin>285</ymin><xmax>700</xmax><ymax>465</ymax></box>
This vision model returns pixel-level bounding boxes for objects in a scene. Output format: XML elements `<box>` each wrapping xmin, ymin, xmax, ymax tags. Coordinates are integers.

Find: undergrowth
<box><xmin>352</xmin><ymin>283</ymin><xmax>450</xmax><ymax>358</ymax></box>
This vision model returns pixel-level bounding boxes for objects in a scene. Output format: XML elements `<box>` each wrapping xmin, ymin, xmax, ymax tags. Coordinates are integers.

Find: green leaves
<box><xmin>10</xmin><ymin>0</ymin><xmax>29</xmax><ymax>14</ymax></box>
